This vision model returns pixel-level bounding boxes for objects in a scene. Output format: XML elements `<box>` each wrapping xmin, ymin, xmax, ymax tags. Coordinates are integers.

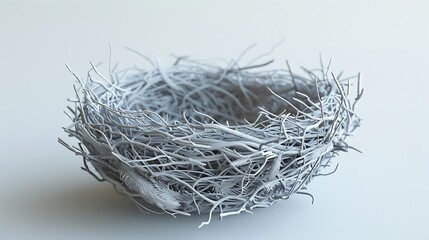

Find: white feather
<box><xmin>120</xmin><ymin>168</ymin><xmax>181</xmax><ymax>211</ymax></box>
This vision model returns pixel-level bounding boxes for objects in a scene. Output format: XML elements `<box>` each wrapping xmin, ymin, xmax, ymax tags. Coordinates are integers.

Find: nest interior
<box><xmin>60</xmin><ymin>57</ymin><xmax>362</xmax><ymax>227</ymax></box>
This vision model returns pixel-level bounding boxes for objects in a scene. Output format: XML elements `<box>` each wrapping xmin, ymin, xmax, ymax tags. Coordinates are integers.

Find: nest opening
<box><xmin>113</xmin><ymin>69</ymin><xmax>330</xmax><ymax>124</ymax></box>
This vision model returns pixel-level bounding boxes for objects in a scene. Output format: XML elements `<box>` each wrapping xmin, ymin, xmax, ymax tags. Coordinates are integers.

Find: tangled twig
<box><xmin>60</xmin><ymin>53</ymin><xmax>363</xmax><ymax>227</ymax></box>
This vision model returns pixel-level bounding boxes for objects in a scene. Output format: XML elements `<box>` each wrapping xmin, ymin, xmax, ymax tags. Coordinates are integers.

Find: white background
<box><xmin>1</xmin><ymin>0</ymin><xmax>428</xmax><ymax>239</ymax></box>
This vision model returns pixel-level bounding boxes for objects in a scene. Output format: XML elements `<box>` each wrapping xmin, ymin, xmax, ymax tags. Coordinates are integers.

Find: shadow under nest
<box><xmin>60</xmin><ymin>58</ymin><xmax>362</xmax><ymax>227</ymax></box>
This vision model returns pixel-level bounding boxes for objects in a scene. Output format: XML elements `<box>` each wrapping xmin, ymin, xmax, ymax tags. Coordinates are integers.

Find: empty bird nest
<box><xmin>59</xmin><ymin>53</ymin><xmax>363</xmax><ymax>227</ymax></box>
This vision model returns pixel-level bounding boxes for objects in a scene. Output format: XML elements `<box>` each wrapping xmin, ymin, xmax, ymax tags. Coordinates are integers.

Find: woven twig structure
<box><xmin>60</xmin><ymin>56</ymin><xmax>362</xmax><ymax>227</ymax></box>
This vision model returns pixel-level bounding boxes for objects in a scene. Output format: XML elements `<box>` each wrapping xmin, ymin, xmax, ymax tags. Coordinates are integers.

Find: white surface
<box><xmin>1</xmin><ymin>0</ymin><xmax>428</xmax><ymax>239</ymax></box>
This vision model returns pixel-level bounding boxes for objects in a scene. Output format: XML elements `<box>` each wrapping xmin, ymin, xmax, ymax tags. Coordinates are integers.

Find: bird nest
<box><xmin>60</xmin><ymin>55</ymin><xmax>363</xmax><ymax>227</ymax></box>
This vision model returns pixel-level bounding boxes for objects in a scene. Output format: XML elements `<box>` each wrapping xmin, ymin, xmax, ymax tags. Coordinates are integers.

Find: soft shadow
<box><xmin>18</xmin><ymin>181</ymin><xmax>184</xmax><ymax>230</ymax></box>
<box><xmin>17</xmin><ymin>180</ymin><xmax>308</xmax><ymax>232</ymax></box>
<box><xmin>33</xmin><ymin>182</ymin><xmax>138</xmax><ymax>215</ymax></box>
